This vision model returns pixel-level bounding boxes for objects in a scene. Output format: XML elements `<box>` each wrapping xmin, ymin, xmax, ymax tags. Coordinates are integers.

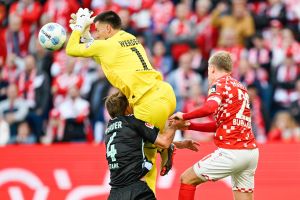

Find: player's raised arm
<box><xmin>66</xmin><ymin>8</ymin><xmax>99</xmax><ymax>57</ymax></box>
<box><xmin>66</xmin><ymin>30</ymin><xmax>101</xmax><ymax>57</ymax></box>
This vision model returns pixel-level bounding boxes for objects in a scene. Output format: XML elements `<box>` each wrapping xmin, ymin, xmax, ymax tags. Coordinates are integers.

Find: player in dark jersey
<box><xmin>171</xmin><ymin>51</ymin><xmax>259</xmax><ymax>200</ymax></box>
<box><xmin>105</xmin><ymin>92</ymin><xmax>199</xmax><ymax>200</ymax></box>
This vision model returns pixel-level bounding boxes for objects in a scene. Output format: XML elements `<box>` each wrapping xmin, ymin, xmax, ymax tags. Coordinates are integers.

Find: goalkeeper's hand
<box><xmin>72</xmin><ymin>8</ymin><xmax>95</xmax><ymax>34</ymax></box>
<box><xmin>69</xmin><ymin>11</ymin><xmax>94</xmax><ymax>43</ymax></box>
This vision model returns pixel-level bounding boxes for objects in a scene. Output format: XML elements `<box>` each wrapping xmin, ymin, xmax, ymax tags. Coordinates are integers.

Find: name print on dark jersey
<box><xmin>104</xmin><ymin>115</ymin><xmax>159</xmax><ymax>188</ymax></box>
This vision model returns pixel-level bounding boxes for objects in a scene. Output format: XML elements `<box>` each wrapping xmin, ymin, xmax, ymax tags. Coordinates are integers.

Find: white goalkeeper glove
<box><xmin>69</xmin><ymin>11</ymin><xmax>94</xmax><ymax>43</ymax></box>
<box><xmin>72</xmin><ymin>8</ymin><xmax>94</xmax><ymax>34</ymax></box>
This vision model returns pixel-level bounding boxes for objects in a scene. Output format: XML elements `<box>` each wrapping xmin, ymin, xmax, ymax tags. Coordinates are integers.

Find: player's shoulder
<box><xmin>125</xmin><ymin>115</ymin><xmax>150</xmax><ymax>126</ymax></box>
<box><xmin>208</xmin><ymin>77</ymin><xmax>226</xmax><ymax>95</ymax></box>
<box><xmin>226</xmin><ymin>76</ymin><xmax>247</xmax><ymax>91</ymax></box>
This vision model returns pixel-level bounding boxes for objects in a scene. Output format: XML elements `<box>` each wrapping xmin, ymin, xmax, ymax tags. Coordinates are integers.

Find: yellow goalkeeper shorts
<box><xmin>133</xmin><ymin>80</ymin><xmax>176</xmax><ymax>193</ymax></box>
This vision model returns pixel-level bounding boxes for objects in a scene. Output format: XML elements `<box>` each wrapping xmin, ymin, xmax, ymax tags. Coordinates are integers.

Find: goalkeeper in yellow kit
<box><xmin>66</xmin><ymin>9</ymin><xmax>176</xmax><ymax>192</ymax></box>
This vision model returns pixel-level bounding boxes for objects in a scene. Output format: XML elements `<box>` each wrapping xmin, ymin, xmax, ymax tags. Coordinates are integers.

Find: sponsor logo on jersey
<box><xmin>145</xmin><ymin>122</ymin><xmax>154</xmax><ymax>129</ymax></box>
<box><xmin>208</xmin><ymin>84</ymin><xmax>217</xmax><ymax>95</ymax></box>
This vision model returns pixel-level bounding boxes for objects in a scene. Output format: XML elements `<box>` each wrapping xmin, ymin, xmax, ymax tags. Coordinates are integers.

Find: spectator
<box><xmin>0</xmin><ymin>117</ymin><xmax>9</xmax><ymax>146</ymax></box>
<box><xmin>151</xmin><ymin>40</ymin><xmax>173</xmax><ymax>77</ymax></box>
<box><xmin>91</xmin><ymin>0</ymin><xmax>120</xmax><ymax>15</ymax></box>
<box><xmin>247</xmin><ymin>33</ymin><xmax>272</xmax><ymax>74</ymax></box>
<box><xmin>3</xmin><ymin>14</ymin><xmax>30</xmax><ymax>57</ymax></box>
<box><xmin>18</xmin><ymin>55</ymin><xmax>38</xmax><ymax>109</ymax></box>
<box><xmin>10</xmin><ymin>121</ymin><xmax>36</xmax><ymax>144</ymax></box>
<box><xmin>51</xmin><ymin>56</ymin><xmax>83</xmax><ymax>107</ymax></box>
<box><xmin>268</xmin><ymin>111</ymin><xmax>300</xmax><ymax>142</ymax></box>
<box><xmin>182</xmin><ymin>84</ymin><xmax>214</xmax><ymax>142</ymax></box>
<box><xmin>272</xmin><ymin>51</ymin><xmax>299</xmax><ymax>112</ymax></box>
<box><xmin>130</xmin><ymin>0</ymin><xmax>153</xmax><ymax>31</ymax></box>
<box><xmin>0</xmin><ymin>2</ymin><xmax>6</xmax><ymax>65</ymax></box>
<box><xmin>0</xmin><ymin>68</ymin><xmax>9</xmax><ymax>101</ymax></box>
<box><xmin>2</xmin><ymin>53</ymin><xmax>24</xmax><ymax>84</ymax></box>
<box><xmin>9</xmin><ymin>0</ymin><xmax>42</xmax><ymax>44</ymax></box>
<box><xmin>189</xmin><ymin>45</ymin><xmax>207</xmax><ymax>76</ymax></box>
<box><xmin>271</xmin><ymin>28</ymin><xmax>300</xmax><ymax>67</ymax></box>
<box><xmin>192</xmin><ymin>0</ymin><xmax>217</xmax><ymax>60</ymax></box>
<box><xmin>74</xmin><ymin>58</ymin><xmax>99</xmax><ymax>98</ymax></box>
<box><xmin>213</xmin><ymin>28</ymin><xmax>246</xmax><ymax>78</ymax></box>
<box><xmin>43</xmin><ymin>0</ymin><xmax>79</xmax><ymax>32</ymax></box>
<box><xmin>42</xmin><ymin>109</ymin><xmax>64</xmax><ymax>144</ymax></box>
<box><xmin>248</xmin><ymin>84</ymin><xmax>267</xmax><ymax>143</ymax></box>
<box><xmin>211</xmin><ymin>0</ymin><xmax>255</xmax><ymax>46</ymax></box>
<box><xmin>265</xmin><ymin>0</ymin><xmax>287</xmax><ymax>26</ymax></box>
<box><xmin>118</xmin><ymin>8</ymin><xmax>136</xmax><ymax>36</ymax></box>
<box><xmin>0</xmin><ymin>2</ymin><xmax>6</xmax><ymax>28</ymax></box>
<box><xmin>285</xmin><ymin>0</ymin><xmax>300</xmax><ymax>41</ymax></box>
<box><xmin>0</xmin><ymin>84</ymin><xmax>29</xmax><ymax>136</ymax></box>
<box><xmin>253</xmin><ymin>0</ymin><xmax>287</xmax><ymax>31</ymax></box>
<box><xmin>150</xmin><ymin>0</ymin><xmax>174</xmax><ymax>36</ymax></box>
<box><xmin>18</xmin><ymin>55</ymin><xmax>51</xmax><ymax>141</ymax></box>
<box><xmin>29</xmin><ymin>36</ymin><xmax>53</xmax><ymax>78</ymax></box>
<box><xmin>58</xmin><ymin>85</ymin><xmax>90</xmax><ymax>142</ymax></box>
<box><xmin>114</xmin><ymin>0</ymin><xmax>143</xmax><ymax>11</ymax></box>
<box><xmin>281</xmin><ymin>29</ymin><xmax>300</xmax><ymax>63</ymax></box>
<box><xmin>87</xmin><ymin>67</ymin><xmax>111</xmax><ymax>143</ymax></box>
<box><xmin>238</xmin><ymin>58</ymin><xmax>272</xmax><ymax>113</ymax></box>
<box><xmin>289</xmin><ymin>78</ymin><xmax>300</xmax><ymax>123</ymax></box>
<box><xmin>165</xmin><ymin>3</ymin><xmax>195</xmax><ymax>61</ymax></box>
<box><xmin>167</xmin><ymin>52</ymin><xmax>202</xmax><ymax>111</ymax></box>
<box><xmin>263</xmin><ymin>19</ymin><xmax>283</xmax><ymax>57</ymax></box>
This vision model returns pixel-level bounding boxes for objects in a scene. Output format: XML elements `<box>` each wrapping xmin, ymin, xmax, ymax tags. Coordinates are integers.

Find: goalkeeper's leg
<box><xmin>134</xmin><ymin>81</ymin><xmax>176</xmax><ymax>190</ymax></box>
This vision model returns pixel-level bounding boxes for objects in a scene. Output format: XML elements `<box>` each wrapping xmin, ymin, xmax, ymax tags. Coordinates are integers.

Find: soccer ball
<box><xmin>38</xmin><ymin>23</ymin><xmax>66</xmax><ymax>51</ymax></box>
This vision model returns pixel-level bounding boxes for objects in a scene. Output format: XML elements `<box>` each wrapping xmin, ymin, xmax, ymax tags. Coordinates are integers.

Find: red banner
<box><xmin>0</xmin><ymin>142</ymin><xmax>299</xmax><ymax>200</ymax></box>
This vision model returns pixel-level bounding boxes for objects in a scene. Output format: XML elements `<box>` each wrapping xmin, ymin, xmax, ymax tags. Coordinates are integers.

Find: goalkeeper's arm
<box><xmin>66</xmin><ymin>30</ymin><xmax>106</xmax><ymax>57</ymax></box>
<box><xmin>66</xmin><ymin>8</ymin><xmax>100</xmax><ymax>57</ymax></box>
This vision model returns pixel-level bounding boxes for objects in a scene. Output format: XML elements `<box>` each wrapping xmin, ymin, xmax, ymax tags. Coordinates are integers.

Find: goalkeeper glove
<box><xmin>73</xmin><ymin>8</ymin><xmax>94</xmax><ymax>34</ymax></box>
<box><xmin>69</xmin><ymin>12</ymin><xmax>94</xmax><ymax>43</ymax></box>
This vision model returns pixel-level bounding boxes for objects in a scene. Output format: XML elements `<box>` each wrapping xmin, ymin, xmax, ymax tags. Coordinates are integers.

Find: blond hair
<box><xmin>209</xmin><ymin>51</ymin><xmax>233</xmax><ymax>72</ymax></box>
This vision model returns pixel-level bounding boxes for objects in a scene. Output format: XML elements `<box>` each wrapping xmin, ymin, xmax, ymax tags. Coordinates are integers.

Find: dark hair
<box><xmin>105</xmin><ymin>91</ymin><xmax>128</xmax><ymax>118</ymax></box>
<box><xmin>93</xmin><ymin>11</ymin><xmax>122</xmax><ymax>29</ymax></box>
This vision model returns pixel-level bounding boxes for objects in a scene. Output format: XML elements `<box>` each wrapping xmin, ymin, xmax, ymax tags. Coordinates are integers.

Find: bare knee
<box><xmin>180</xmin><ymin>167</ymin><xmax>204</xmax><ymax>186</ymax></box>
<box><xmin>233</xmin><ymin>190</ymin><xmax>253</xmax><ymax>200</ymax></box>
<box><xmin>180</xmin><ymin>173</ymin><xmax>189</xmax><ymax>184</ymax></box>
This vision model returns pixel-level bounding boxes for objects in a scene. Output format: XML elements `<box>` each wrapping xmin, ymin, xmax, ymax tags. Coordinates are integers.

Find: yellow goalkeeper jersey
<box><xmin>66</xmin><ymin>30</ymin><xmax>163</xmax><ymax>104</ymax></box>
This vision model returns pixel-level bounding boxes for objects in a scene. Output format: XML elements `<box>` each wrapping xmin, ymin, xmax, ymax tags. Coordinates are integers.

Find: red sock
<box><xmin>178</xmin><ymin>183</ymin><xmax>196</xmax><ymax>200</ymax></box>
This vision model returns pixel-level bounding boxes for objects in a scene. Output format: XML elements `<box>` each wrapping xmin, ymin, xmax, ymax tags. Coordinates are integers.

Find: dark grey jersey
<box><xmin>104</xmin><ymin>115</ymin><xmax>159</xmax><ymax>188</ymax></box>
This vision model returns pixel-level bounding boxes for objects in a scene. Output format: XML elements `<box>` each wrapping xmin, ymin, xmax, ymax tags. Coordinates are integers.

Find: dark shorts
<box><xmin>108</xmin><ymin>181</ymin><xmax>156</xmax><ymax>200</ymax></box>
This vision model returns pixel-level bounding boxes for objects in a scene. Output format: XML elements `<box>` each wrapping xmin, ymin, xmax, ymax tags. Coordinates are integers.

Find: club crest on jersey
<box><xmin>208</xmin><ymin>84</ymin><xmax>217</xmax><ymax>95</ymax></box>
<box><xmin>145</xmin><ymin>122</ymin><xmax>154</xmax><ymax>129</ymax></box>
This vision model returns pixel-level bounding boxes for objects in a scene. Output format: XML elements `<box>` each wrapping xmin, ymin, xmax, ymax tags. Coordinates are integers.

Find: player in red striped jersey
<box><xmin>171</xmin><ymin>51</ymin><xmax>259</xmax><ymax>200</ymax></box>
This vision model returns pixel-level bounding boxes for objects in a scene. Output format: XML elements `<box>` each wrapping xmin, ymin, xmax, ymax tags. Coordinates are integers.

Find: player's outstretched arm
<box><xmin>170</xmin><ymin>118</ymin><xmax>217</xmax><ymax>132</ymax></box>
<box><xmin>188</xmin><ymin>121</ymin><xmax>217</xmax><ymax>132</ymax></box>
<box><xmin>66</xmin><ymin>8</ymin><xmax>99</xmax><ymax>57</ymax></box>
<box><xmin>170</xmin><ymin>100</ymin><xmax>219</xmax><ymax>121</ymax></box>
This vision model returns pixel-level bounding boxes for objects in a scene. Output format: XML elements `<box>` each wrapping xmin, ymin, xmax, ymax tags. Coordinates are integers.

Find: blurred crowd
<box><xmin>0</xmin><ymin>0</ymin><xmax>300</xmax><ymax>146</ymax></box>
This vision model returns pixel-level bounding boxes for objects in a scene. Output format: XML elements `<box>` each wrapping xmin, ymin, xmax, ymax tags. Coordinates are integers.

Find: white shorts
<box><xmin>193</xmin><ymin>148</ymin><xmax>259</xmax><ymax>193</ymax></box>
